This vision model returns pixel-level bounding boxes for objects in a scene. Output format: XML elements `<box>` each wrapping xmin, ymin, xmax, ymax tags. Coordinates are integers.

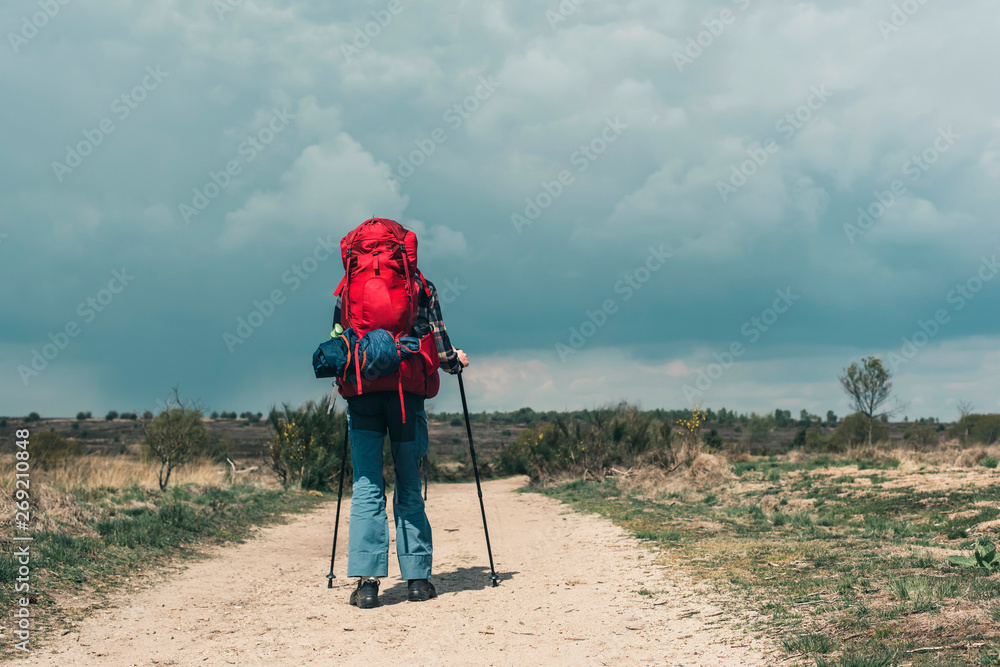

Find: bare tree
<box><xmin>138</xmin><ymin>387</ymin><xmax>208</xmax><ymax>491</ymax></box>
<box><xmin>839</xmin><ymin>356</ymin><xmax>893</xmax><ymax>446</ymax></box>
<box><xmin>956</xmin><ymin>399</ymin><xmax>975</xmax><ymax>442</ymax></box>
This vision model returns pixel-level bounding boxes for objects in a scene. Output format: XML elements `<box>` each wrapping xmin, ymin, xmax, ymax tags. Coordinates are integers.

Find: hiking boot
<box><xmin>350</xmin><ymin>578</ymin><xmax>380</xmax><ymax>609</ymax></box>
<box><xmin>407</xmin><ymin>579</ymin><xmax>437</xmax><ymax>602</ymax></box>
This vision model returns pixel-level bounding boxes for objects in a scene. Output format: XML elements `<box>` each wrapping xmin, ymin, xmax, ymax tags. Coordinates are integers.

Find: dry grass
<box><xmin>0</xmin><ymin>451</ymin><xmax>320</xmax><ymax>658</ymax></box>
<box><xmin>0</xmin><ymin>454</ymin><xmax>281</xmax><ymax>535</ymax></box>
<box><xmin>0</xmin><ymin>454</ymin><xmax>277</xmax><ymax>493</ymax></box>
<box><xmin>891</xmin><ymin>440</ymin><xmax>1000</xmax><ymax>468</ymax></box>
<box><xmin>543</xmin><ymin>449</ymin><xmax>1000</xmax><ymax>665</ymax></box>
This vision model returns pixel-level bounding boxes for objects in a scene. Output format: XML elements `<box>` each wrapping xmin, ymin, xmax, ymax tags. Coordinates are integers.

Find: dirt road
<box><xmin>24</xmin><ymin>477</ymin><xmax>774</xmax><ymax>666</ymax></box>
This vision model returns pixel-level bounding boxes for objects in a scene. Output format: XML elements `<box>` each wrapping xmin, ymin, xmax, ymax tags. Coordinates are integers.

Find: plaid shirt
<box><xmin>333</xmin><ymin>275</ymin><xmax>462</xmax><ymax>374</ymax></box>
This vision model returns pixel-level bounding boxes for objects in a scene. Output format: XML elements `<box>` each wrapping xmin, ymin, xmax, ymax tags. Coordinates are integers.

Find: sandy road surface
<box><xmin>23</xmin><ymin>477</ymin><xmax>774</xmax><ymax>666</ymax></box>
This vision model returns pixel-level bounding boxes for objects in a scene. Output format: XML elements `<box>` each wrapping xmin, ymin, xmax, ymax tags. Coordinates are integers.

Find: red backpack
<box><xmin>333</xmin><ymin>218</ymin><xmax>440</xmax><ymax>409</ymax></box>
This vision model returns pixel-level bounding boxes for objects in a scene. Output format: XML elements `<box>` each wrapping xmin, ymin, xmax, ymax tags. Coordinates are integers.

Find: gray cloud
<box><xmin>2</xmin><ymin>0</ymin><xmax>999</xmax><ymax>419</ymax></box>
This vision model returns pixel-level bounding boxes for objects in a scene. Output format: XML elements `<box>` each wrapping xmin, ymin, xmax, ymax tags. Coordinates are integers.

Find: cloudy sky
<box><xmin>2</xmin><ymin>0</ymin><xmax>998</xmax><ymax>420</ymax></box>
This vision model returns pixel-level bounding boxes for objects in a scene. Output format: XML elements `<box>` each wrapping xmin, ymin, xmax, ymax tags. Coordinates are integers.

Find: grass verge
<box><xmin>537</xmin><ymin>454</ymin><xmax>1000</xmax><ymax>666</ymax></box>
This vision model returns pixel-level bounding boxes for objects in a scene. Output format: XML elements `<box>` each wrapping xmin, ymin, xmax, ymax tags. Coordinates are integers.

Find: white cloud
<box><xmin>220</xmin><ymin>133</ymin><xmax>408</xmax><ymax>247</ymax></box>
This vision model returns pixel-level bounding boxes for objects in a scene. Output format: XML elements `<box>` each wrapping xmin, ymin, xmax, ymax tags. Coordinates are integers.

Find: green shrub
<box><xmin>450</xmin><ymin>418</ymin><xmax>463</xmax><ymax>427</ymax></box>
<box><xmin>105</xmin><ymin>410</ymin><xmax>119</xmax><ymax>421</ymax></box>
<box><xmin>25</xmin><ymin>412</ymin><xmax>41</xmax><ymax>422</ymax></box>
<box><xmin>702</xmin><ymin>428</ymin><xmax>723</xmax><ymax>450</ymax></box>
<box><xmin>76</xmin><ymin>411</ymin><xmax>91</xmax><ymax>420</ymax></box>
<box><xmin>903</xmin><ymin>423</ymin><xmax>938</xmax><ymax>448</ymax></box>
<box><xmin>981</xmin><ymin>456</ymin><xmax>999</xmax><ymax>469</ymax></box>
<box><xmin>829</xmin><ymin>412</ymin><xmax>889</xmax><ymax>451</ymax></box>
<box><xmin>790</xmin><ymin>428</ymin><xmax>806</xmax><ymax>449</ymax></box>
<box><xmin>267</xmin><ymin>400</ymin><xmax>348</xmax><ymax>491</ymax></box>
<box><xmin>949</xmin><ymin>414</ymin><xmax>1000</xmax><ymax>445</ymax></box>
<box><xmin>494</xmin><ymin>402</ymin><xmax>679</xmax><ymax>481</ymax></box>
<box><xmin>140</xmin><ymin>400</ymin><xmax>208</xmax><ymax>490</ymax></box>
<box><xmin>31</xmin><ymin>431</ymin><xmax>83</xmax><ymax>468</ymax></box>
<box><xmin>746</xmin><ymin>413</ymin><xmax>772</xmax><ymax>446</ymax></box>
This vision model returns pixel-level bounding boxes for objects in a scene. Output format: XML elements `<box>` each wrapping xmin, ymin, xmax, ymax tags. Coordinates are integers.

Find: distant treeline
<box><xmin>428</xmin><ymin>406</ymin><xmax>945</xmax><ymax>428</ymax></box>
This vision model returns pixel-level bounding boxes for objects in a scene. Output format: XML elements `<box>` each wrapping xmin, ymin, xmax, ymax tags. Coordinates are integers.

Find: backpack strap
<box><xmin>397</xmin><ymin>375</ymin><xmax>406</xmax><ymax>425</ymax></box>
<box><xmin>354</xmin><ymin>341</ymin><xmax>363</xmax><ymax>394</ymax></box>
<box><xmin>416</xmin><ymin>269</ymin><xmax>431</xmax><ymax>298</ymax></box>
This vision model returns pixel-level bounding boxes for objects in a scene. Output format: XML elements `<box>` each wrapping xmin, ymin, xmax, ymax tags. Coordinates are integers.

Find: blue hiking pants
<box><xmin>345</xmin><ymin>391</ymin><xmax>432</xmax><ymax>580</ymax></box>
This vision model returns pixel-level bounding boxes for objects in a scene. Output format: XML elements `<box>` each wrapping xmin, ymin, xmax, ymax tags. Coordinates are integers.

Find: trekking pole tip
<box><xmin>491</xmin><ymin>574</ymin><xmax>500</xmax><ymax>587</ymax></box>
<box><xmin>326</xmin><ymin>573</ymin><xmax>335</xmax><ymax>588</ymax></box>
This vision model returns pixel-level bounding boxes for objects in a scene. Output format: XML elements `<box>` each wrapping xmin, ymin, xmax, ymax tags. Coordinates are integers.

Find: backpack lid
<box><xmin>340</xmin><ymin>218</ymin><xmax>417</xmax><ymax>271</ymax></box>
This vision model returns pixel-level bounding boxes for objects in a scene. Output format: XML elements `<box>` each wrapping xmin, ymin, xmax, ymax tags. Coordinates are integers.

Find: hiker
<box><xmin>331</xmin><ymin>218</ymin><xmax>469</xmax><ymax>609</ymax></box>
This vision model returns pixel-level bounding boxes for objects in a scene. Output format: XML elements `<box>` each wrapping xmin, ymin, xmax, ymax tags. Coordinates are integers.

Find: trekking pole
<box><xmin>457</xmin><ymin>368</ymin><xmax>500</xmax><ymax>587</ymax></box>
<box><xmin>326</xmin><ymin>419</ymin><xmax>350</xmax><ymax>588</ymax></box>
